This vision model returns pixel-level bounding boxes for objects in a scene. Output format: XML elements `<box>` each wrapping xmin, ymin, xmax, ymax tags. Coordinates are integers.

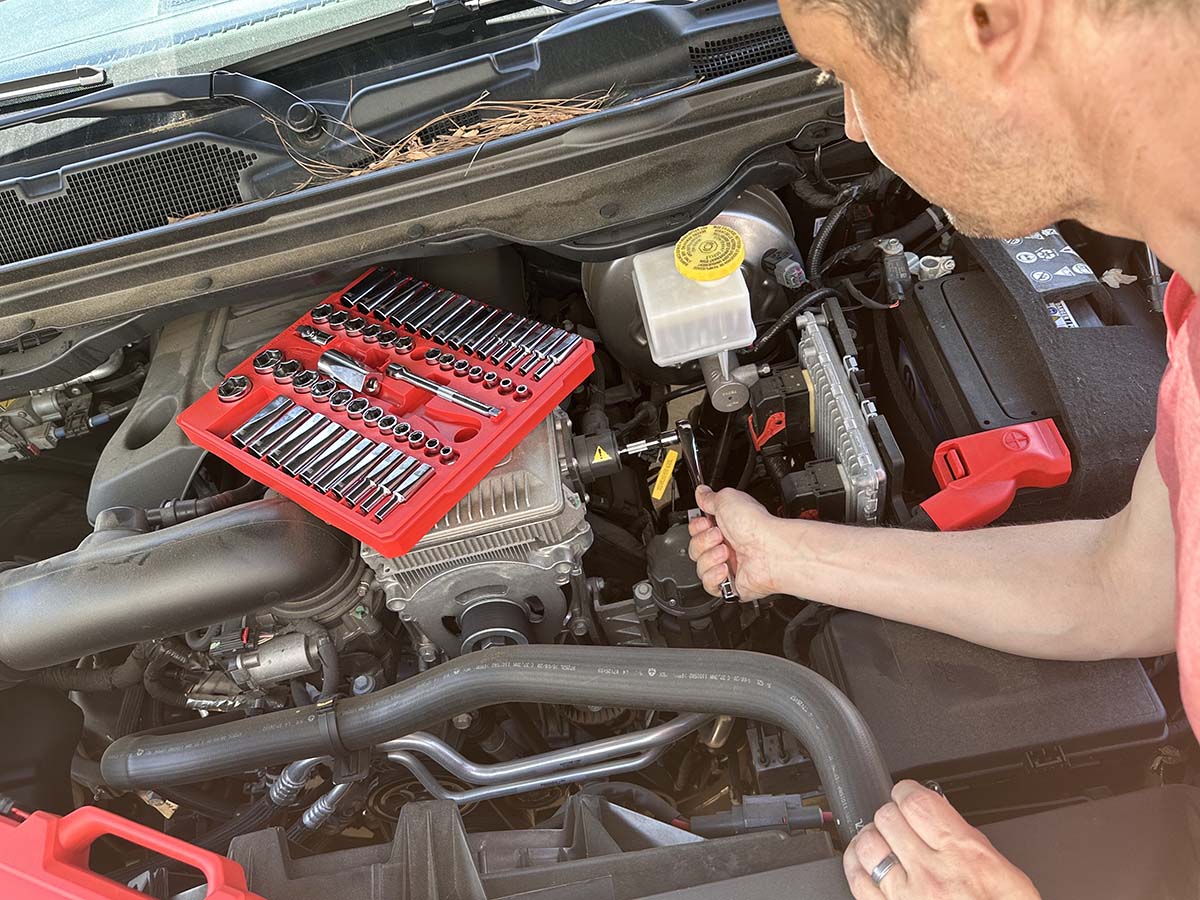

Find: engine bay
<box><xmin>0</xmin><ymin>89</ymin><xmax>1192</xmax><ymax>898</ymax></box>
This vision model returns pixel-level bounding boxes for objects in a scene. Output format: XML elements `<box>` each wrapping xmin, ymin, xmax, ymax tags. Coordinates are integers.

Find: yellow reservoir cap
<box><xmin>674</xmin><ymin>224</ymin><xmax>745</xmax><ymax>282</ymax></box>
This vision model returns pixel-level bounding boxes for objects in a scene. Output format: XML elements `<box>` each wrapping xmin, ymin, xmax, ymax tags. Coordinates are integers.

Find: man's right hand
<box><xmin>687</xmin><ymin>486</ymin><xmax>781</xmax><ymax>601</ymax></box>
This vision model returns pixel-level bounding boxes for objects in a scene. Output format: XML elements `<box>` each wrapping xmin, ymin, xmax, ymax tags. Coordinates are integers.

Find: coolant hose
<box><xmin>102</xmin><ymin>645</ymin><xmax>892</xmax><ymax>843</ymax></box>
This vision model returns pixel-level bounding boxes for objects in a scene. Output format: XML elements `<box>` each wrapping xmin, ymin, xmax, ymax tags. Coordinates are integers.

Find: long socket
<box><xmin>372</xmin><ymin>463</ymin><xmax>435</xmax><ymax>521</ymax></box>
<box><xmin>532</xmin><ymin>333</ymin><xmax>584</xmax><ymax>381</ymax></box>
<box><xmin>378</xmin><ymin>282</ymin><xmax>433</xmax><ymax>322</ymax></box>
<box><xmin>484</xmin><ymin>317</ymin><xmax>534</xmax><ymax>362</ymax></box>
<box><xmin>436</xmin><ymin>303</ymin><xmax>486</xmax><ymax>346</ymax></box>
<box><xmin>311</xmin><ymin>437</ymin><xmax>376</xmax><ymax>492</ymax></box>
<box><xmin>299</xmin><ymin>431</ymin><xmax>364</xmax><ymax>486</ymax></box>
<box><xmin>230</xmin><ymin>396</ymin><xmax>293</xmax><ymax>448</ymax></box>
<box><xmin>329</xmin><ymin>443</ymin><xmax>391</xmax><ymax>500</ymax></box>
<box><xmin>244</xmin><ymin>406</ymin><xmax>310</xmax><ymax>457</ymax></box>
<box><xmin>280</xmin><ymin>421</ymin><xmax>346</xmax><ymax>476</ymax></box>
<box><xmin>344</xmin><ymin>449</ymin><xmax>406</xmax><ymax>506</ymax></box>
<box><xmin>518</xmin><ymin>328</ymin><xmax>567</xmax><ymax>375</ymax></box>
<box><xmin>418</xmin><ymin>295</ymin><xmax>469</xmax><ymax>338</ymax></box>
<box><xmin>265</xmin><ymin>413</ymin><xmax>329</xmax><ymax>467</ymax></box>
<box><xmin>468</xmin><ymin>312</ymin><xmax>515</xmax><ymax>357</ymax></box>
<box><xmin>341</xmin><ymin>269</ymin><xmax>392</xmax><ymax>307</ymax></box>
<box><xmin>454</xmin><ymin>309</ymin><xmax>504</xmax><ymax>353</ymax></box>
<box><xmin>407</xmin><ymin>291</ymin><xmax>458</xmax><ymax>335</ymax></box>
<box><xmin>357</xmin><ymin>455</ymin><xmax>419</xmax><ymax>512</ymax></box>
<box><xmin>359</xmin><ymin>274</ymin><xmax>414</xmax><ymax>315</ymax></box>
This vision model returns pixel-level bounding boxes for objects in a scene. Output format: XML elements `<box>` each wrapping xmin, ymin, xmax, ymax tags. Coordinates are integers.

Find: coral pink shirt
<box><xmin>1156</xmin><ymin>275</ymin><xmax>1199</xmax><ymax>726</ymax></box>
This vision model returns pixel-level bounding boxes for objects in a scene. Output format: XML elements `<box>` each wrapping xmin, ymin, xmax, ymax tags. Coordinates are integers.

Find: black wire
<box><xmin>660</xmin><ymin>382</ymin><xmax>706</xmax><ymax>405</ymax></box>
<box><xmin>747</xmin><ymin>288</ymin><xmax>842</xmax><ymax>354</ymax></box>
<box><xmin>840</xmin><ymin>277</ymin><xmax>894</xmax><ymax>311</ymax></box>
<box><xmin>782</xmin><ymin>603</ymin><xmax>823</xmax><ymax>662</ymax></box>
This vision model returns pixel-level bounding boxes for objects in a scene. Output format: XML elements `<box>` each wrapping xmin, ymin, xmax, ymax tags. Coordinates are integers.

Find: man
<box><xmin>687</xmin><ymin>0</ymin><xmax>1197</xmax><ymax>896</ymax></box>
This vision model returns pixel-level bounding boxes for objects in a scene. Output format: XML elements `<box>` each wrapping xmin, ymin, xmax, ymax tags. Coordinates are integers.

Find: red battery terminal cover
<box><xmin>0</xmin><ymin>806</ymin><xmax>264</xmax><ymax>899</ymax></box>
<box><xmin>919</xmin><ymin>419</ymin><xmax>1072</xmax><ymax>531</ymax></box>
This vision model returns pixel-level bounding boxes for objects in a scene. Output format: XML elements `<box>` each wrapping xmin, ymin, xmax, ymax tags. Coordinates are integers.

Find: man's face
<box><xmin>780</xmin><ymin>2</ymin><xmax>1082</xmax><ymax>239</ymax></box>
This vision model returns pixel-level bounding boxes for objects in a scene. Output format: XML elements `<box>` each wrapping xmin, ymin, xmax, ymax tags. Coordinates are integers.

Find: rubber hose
<box><xmin>27</xmin><ymin>644</ymin><xmax>151</xmax><ymax>693</ymax></box>
<box><xmin>748</xmin><ymin>288</ymin><xmax>841</xmax><ymax>355</ymax></box>
<box><xmin>102</xmin><ymin>645</ymin><xmax>892</xmax><ymax>843</ymax></box>
<box><xmin>581</xmin><ymin>781</ymin><xmax>683</xmax><ymax>822</ymax></box>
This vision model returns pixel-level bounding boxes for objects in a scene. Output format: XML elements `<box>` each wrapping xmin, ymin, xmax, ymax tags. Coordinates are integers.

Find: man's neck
<box><xmin>1062</xmin><ymin>14</ymin><xmax>1200</xmax><ymax>288</ymax></box>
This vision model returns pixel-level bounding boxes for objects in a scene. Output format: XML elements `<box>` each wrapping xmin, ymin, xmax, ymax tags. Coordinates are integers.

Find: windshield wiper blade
<box><xmin>0</xmin><ymin>65</ymin><xmax>107</xmax><ymax>105</ymax></box>
<box><xmin>0</xmin><ymin>70</ymin><xmax>321</xmax><ymax>137</ymax></box>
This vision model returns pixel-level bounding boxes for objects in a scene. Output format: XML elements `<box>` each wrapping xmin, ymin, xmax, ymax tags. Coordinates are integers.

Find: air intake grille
<box><xmin>688</xmin><ymin>24</ymin><xmax>795</xmax><ymax>78</ymax></box>
<box><xmin>0</xmin><ymin>141</ymin><xmax>257</xmax><ymax>267</ymax></box>
<box><xmin>698</xmin><ymin>0</ymin><xmax>754</xmax><ymax>14</ymax></box>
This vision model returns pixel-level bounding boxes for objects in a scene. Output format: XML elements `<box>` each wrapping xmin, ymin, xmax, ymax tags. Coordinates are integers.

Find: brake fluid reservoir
<box><xmin>631</xmin><ymin>224</ymin><xmax>756</xmax><ymax>367</ymax></box>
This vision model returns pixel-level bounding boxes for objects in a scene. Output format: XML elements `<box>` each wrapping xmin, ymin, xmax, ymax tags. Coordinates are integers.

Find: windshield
<box><xmin>0</xmin><ymin>0</ymin><xmax>416</xmax><ymax>84</ymax></box>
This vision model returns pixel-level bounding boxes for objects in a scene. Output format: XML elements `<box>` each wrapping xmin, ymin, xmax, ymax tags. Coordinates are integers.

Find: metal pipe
<box><xmin>102</xmin><ymin>645</ymin><xmax>893</xmax><ymax>843</ymax></box>
<box><xmin>387</xmin><ymin>746</ymin><xmax>668</xmax><ymax>805</ymax></box>
<box><xmin>380</xmin><ymin>712</ymin><xmax>710</xmax><ymax>786</ymax></box>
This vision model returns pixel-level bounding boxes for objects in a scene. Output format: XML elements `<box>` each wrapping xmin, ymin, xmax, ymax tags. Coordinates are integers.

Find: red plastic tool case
<box><xmin>0</xmin><ymin>807</ymin><xmax>264</xmax><ymax>899</ymax></box>
<box><xmin>177</xmin><ymin>269</ymin><xmax>594</xmax><ymax>556</ymax></box>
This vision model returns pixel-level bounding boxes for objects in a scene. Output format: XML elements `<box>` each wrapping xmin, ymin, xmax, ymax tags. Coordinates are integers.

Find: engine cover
<box><xmin>361</xmin><ymin>411</ymin><xmax>591</xmax><ymax>658</ymax></box>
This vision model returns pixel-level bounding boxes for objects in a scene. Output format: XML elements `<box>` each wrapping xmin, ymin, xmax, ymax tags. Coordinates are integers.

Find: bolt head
<box><xmin>452</xmin><ymin>713</ymin><xmax>474</xmax><ymax>730</ymax></box>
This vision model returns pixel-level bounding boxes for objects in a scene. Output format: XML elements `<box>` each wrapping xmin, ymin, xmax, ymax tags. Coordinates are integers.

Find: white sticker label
<box><xmin>1046</xmin><ymin>300</ymin><xmax>1080</xmax><ymax>329</ymax></box>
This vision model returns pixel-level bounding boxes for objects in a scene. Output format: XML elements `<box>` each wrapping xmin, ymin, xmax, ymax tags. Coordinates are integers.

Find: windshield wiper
<box><xmin>0</xmin><ymin>65</ymin><xmax>107</xmax><ymax>105</ymax></box>
<box><xmin>0</xmin><ymin>71</ymin><xmax>321</xmax><ymax>137</ymax></box>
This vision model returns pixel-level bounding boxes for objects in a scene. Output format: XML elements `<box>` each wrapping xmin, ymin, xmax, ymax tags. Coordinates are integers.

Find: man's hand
<box><xmin>844</xmin><ymin>781</ymin><xmax>1039</xmax><ymax>899</ymax></box>
<box><xmin>687</xmin><ymin>486</ymin><xmax>780</xmax><ymax>601</ymax></box>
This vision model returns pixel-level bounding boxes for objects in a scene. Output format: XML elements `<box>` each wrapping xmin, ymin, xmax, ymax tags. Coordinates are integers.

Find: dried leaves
<box><xmin>285</xmin><ymin>90</ymin><xmax>616</xmax><ymax>184</ymax></box>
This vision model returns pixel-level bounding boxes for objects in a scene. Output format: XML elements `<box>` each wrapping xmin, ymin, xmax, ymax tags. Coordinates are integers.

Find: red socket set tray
<box><xmin>177</xmin><ymin>268</ymin><xmax>594</xmax><ymax>557</ymax></box>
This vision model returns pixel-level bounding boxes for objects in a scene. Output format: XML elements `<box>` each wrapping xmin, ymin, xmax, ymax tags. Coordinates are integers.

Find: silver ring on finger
<box><xmin>870</xmin><ymin>852</ymin><xmax>900</xmax><ymax>886</ymax></box>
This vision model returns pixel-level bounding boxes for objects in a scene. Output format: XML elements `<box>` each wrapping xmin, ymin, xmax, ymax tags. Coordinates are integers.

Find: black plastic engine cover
<box><xmin>810</xmin><ymin>613</ymin><xmax>1166</xmax><ymax>806</ymax></box>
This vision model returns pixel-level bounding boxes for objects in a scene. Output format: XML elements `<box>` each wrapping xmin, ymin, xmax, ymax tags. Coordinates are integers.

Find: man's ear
<box><xmin>964</xmin><ymin>0</ymin><xmax>1045</xmax><ymax>80</ymax></box>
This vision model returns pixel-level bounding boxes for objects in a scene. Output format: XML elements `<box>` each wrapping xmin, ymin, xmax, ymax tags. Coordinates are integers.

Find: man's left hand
<box><xmin>844</xmin><ymin>781</ymin><xmax>1040</xmax><ymax>899</ymax></box>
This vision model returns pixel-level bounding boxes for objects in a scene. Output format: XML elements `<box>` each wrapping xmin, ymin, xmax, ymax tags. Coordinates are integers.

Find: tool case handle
<box><xmin>54</xmin><ymin>808</ymin><xmax>256</xmax><ymax>898</ymax></box>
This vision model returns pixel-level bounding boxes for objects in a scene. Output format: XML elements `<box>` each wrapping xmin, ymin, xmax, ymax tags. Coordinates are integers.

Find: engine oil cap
<box><xmin>674</xmin><ymin>224</ymin><xmax>745</xmax><ymax>282</ymax></box>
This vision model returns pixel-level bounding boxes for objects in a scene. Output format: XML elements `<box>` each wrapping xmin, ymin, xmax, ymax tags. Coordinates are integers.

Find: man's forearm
<box><xmin>769</xmin><ymin>513</ymin><xmax>1172</xmax><ymax>660</ymax></box>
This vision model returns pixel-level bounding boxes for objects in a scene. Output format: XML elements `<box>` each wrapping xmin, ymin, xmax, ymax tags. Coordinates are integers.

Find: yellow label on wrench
<box><xmin>651</xmin><ymin>449</ymin><xmax>680</xmax><ymax>501</ymax></box>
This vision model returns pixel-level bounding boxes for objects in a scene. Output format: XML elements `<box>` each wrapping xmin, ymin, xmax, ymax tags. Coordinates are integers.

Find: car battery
<box><xmin>811</xmin><ymin>613</ymin><xmax>1167</xmax><ymax>820</ymax></box>
<box><xmin>177</xmin><ymin>268</ymin><xmax>594</xmax><ymax>557</ymax></box>
<box><xmin>884</xmin><ymin>228</ymin><xmax>1167</xmax><ymax>520</ymax></box>
<box><xmin>0</xmin><ymin>805</ymin><xmax>263</xmax><ymax>899</ymax></box>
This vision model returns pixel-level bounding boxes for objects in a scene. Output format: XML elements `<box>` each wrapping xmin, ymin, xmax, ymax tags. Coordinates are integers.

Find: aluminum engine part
<box><xmin>228</xmin><ymin>632</ymin><xmax>319</xmax><ymax>690</ymax></box>
<box><xmin>362</xmin><ymin>411</ymin><xmax>591</xmax><ymax>658</ymax></box>
<box><xmin>797</xmin><ymin>312</ymin><xmax>887</xmax><ymax>524</ymax></box>
<box><xmin>0</xmin><ymin>351</ymin><xmax>123</xmax><ymax>461</ymax></box>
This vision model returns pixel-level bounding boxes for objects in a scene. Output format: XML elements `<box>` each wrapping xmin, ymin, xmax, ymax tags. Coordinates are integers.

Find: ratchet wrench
<box><xmin>675</xmin><ymin>419</ymin><xmax>740</xmax><ymax>605</ymax></box>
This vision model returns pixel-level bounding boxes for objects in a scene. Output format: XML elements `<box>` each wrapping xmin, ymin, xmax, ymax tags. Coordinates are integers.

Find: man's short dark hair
<box><xmin>798</xmin><ymin>0</ymin><xmax>1179</xmax><ymax>72</ymax></box>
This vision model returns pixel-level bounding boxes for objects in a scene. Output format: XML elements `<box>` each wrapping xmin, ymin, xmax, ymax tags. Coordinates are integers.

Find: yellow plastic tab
<box><xmin>674</xmin><ymin>225</ymin><xmax>745</xmax><ymax>282</ymax></box>
<box><xmin>593</xmin><ymin>444</ymin><xmax>613</xmax><ymax>464</ymax></box>
<box><xmin>652</xmin><ymin>449</ymin><xmax>680</xmax><ymax>500</ymax></box>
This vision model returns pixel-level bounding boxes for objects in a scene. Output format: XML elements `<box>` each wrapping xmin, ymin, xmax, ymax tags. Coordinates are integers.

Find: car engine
<box><xmin>0</xmin><ymin>160</ymin><xmax>1187</xmax><ymax>898</ymax></box>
